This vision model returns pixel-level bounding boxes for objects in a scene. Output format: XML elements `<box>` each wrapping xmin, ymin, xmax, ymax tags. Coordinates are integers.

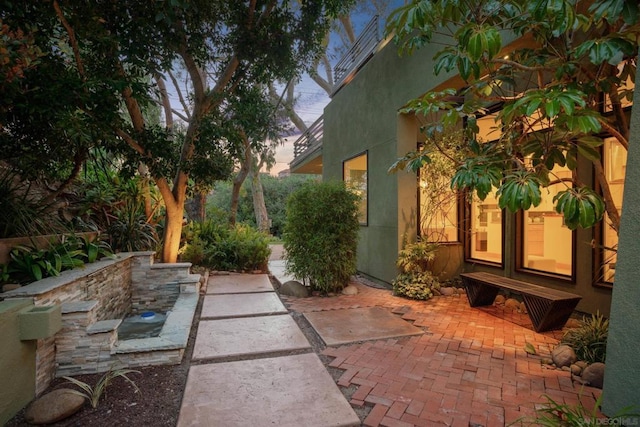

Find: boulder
<box><xmin>25</xmin><ymin>389</ymin><xmax>85</xmax><ymax>425</ymax></box>
<box><xmin>278</xmin><ymin>281</ymin><xmax>310</xmax><ymax>297</ymax></box>
<box><xmin>582</xmin><ymin>362</ymin><xmax>605</xmax><ymax>389</ymax></box>
<box><xmin>494</xmin><ymin>295</ymin><xmax>505</xmax><ymax>305</ymax></box>
<box><xmin>439</xmin><ymin>287</ymin><xmax>456</xmax><ymax>296</ymax></box>
<box><xmin>341</xmin><ymin>285</ymin><xmax>358</xmax><ymax>295</ymax></box>
<box><xmin>551</xmin><ymin>344</ymin><xmax>577</xmax><ymax>368</ymax></box>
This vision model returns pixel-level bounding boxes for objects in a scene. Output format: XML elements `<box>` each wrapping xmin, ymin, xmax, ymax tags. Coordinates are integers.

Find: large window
<box><xmin>466</xmin><ymin>111</ymin><xmax>503</xmax><ymax>264</ymax></box>
<box><xmin>343</xmin><ymin>152</ymin><xmax>368</xmax><ymax>225</ymax></box>
<box><xmin>419</xmin><ymin>157</ymin><xmax>459</xmax><ymax>242</ymax></box>
<box><xmin>601</xmin><ymin>137</ymin><xmax>627</xmax><ymax>283</ymax></box>
<box><xmin>469</xmin><ymin>191</ymin><xmax>503</xmax><ymax>263</ymax></box>
<box><xmin>519</xmin><ymin>165</ymin><xmax>573</xmax><ymax>277</ymax></box>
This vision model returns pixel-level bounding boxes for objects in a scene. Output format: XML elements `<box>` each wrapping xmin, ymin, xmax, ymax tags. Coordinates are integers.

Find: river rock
<box><xmin>582</xmin><ymin>362</ymin><xmax>605</xmax><ymax>389</ymax></box>
<box><xmin>341</xmin><ymin>285</ymin><xmax>358</xmax><ymax>295</ymax></box>
<box><xmin>505</xmin><ymin>298</ymin><xmax>521</xmax><ymax>311</ymax></box>
<box><xmin>25</xmin><ymin>389</ymin><xmax>85</xmax><ymax>425</ymax></box>
<box><xmin>551</xmin><ymin>344</ymin><xmax>577</xmax><ymax>368</ymax></box>
<box><xmin>520</xmin><ymin>302</ymin><xmax>527</xmax><ymax>314</ymax></box>
<box><xmin>278</xmin><ymin>280</ymin><xmax>310</xmax><ymax>297</ymax></box>
<box><xmin>494</xmin><ymin>295</ymin><xmax>505</xmax><ymax>305</ymax></box>
<box><xmin>439</xmin><ymin>287</ymin><xmax>455</xmax><ymax>296</ymax></box>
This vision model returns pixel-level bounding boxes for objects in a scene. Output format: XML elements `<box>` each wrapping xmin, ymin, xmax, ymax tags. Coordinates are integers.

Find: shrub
<box><xmin>393</xmin><ymin>272</ymin><xmax>440</xmax><ymax>300</ymax></box>
<box><xmin>180</xmin><ymin>219</ymin><xmax>271</xmax><ymax>272</ymax></box>
<box><xmin>561</xmin><ymin>312</ymin><xmax>609</xmax><ymax>364</ymax></box>
<box><xmin>283</xmin><ymin>180</ymin><xmax>360</xmax><ymax>293</ymax></box>
<box><xmin>392</xmin><ymin>238</ymin><xmax>441</xmax><ymax>300</ymax></box>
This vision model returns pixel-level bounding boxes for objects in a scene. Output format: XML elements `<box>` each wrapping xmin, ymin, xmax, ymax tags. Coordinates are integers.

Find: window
<box><xmin>419</xmin><ymin>157</ymin><xmax>459</xmax><ymax>242</ymax></box>
<box><xmin>469</xmin><ymin>191</ymin><xmax>503</xmax><ymax>263</ymax></box>
<box><xmin>600</xmin><ymin>137</ymin><xmax>627</xmax><ymax>283</ymax></box>
<box><xmin>519</xmin><ymin>165</ymin><xmax>573</xmax><ymax>277</ymax></box>
<box><xmin>466</xmin><ymin>110</ymin><xmax>503</xmax><ymax>264</ymax></box>
<box><xmin>343</xmin><ymin>152</ymin><xmax>368</xmax><ymax>225</ymax></box>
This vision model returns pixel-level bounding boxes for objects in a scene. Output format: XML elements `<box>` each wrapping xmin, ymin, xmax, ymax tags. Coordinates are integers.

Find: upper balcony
<box><xmin>290</xmin><ymin>116</ymin><xmax>323</xmax><ymax>174</ymax></box>
<box><xmin>332</xmin><ymin>15</ymin><xmax>381</xmax><ymax>96</ymax></box>
<box><xmin>290</xmin><ymin>16</ymin><xmax>382</xmax><ymax>174</ymax></box>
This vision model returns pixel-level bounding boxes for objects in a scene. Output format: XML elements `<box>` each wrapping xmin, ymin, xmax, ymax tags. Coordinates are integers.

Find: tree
<box><xmin>385</xmin><ymin>0</ymin><xmax>639</xmax><ymax>233</ymax></box>
<box><xmin>1</xmin><ymin>0</ymin><xmax>352</xmax><ymax>262</ymax></box>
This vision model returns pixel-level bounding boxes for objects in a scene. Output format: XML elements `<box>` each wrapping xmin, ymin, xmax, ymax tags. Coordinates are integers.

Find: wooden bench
<box><xmin>460</xmin><ymin>272</ymin><xmax>582</xmax><ymax>332</ymax></box>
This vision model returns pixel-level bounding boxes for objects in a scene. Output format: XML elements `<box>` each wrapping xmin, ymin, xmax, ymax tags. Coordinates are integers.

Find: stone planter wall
<box><xmin>1</xmin><ymin>252</ymin><xmax>196</xmax><ymax>395</ymax></box>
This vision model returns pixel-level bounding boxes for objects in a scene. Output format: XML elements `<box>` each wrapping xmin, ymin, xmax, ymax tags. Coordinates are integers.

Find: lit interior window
<box><xmin>470</xmin><ymin>191</ymin><xmax>502</xmax><ymax>263</ymax></box>
<box><xmin>343</xmin><ymin>153</ymin><xmax>368</xmax><ymax>224</ymax></box>
<box><xmin>419</xmin><ymin>170</ymin><xmax>458</xmax><ymax>242</ymax></box>
<box><xmin>521</xmin><ymin>165</ymin><xmax>573</xmax><ymax>276</ymax></box>
<box><xmin>602</xmin><ymin>137</ymin><xmax>627</xmax><ymax>283</ymax></box>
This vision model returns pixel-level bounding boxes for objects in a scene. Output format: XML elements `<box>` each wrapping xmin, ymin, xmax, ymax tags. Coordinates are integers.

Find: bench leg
<box><xmin>523</xmin><ymin>295</ymin><xmax>581</xmax><ymax>332</ymax></box>
<box><xmin>462</xmin><ymin>279</ymin><xmax>499</xmax><ymax>307</ymax></box>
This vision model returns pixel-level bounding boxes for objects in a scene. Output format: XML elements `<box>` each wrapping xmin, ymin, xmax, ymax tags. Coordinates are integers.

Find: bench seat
<box><xmin>460</xmin><ymin>272</ymin><xmax>581</xmax><ymax>332</ymax></box>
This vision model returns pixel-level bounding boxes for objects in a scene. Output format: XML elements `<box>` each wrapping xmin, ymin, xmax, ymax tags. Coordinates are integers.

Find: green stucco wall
<box><xmin>602</xmin><ymin>65</ymin><xmax>640</xmax><ymax>417</ymax></box>
<box><xmin>322</xmin><ymin>33</ymin><xmax>613</xmax><ymax>316</ymax></box>
<box><xmin>0</xmin><ymin>299</ymin><xmax>37</xmax><ymax>425</ymax></box>
<box><xmin>323</xmin><ymin>36</ymin><xmax>457</xmax><ymax>284</ymax></box>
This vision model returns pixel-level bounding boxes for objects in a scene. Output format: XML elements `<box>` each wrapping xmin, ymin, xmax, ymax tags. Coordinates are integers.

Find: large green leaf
<box><xmin>497</xmin><ymin>171</ymin><xmax>542</xmax><ymax>212</ymax></box>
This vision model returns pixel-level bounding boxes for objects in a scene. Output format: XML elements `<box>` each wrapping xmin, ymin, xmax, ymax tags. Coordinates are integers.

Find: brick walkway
<box><xmin>281</xmin><ymin>281</ymin><xmax>601</xmax><ymax>427</ymax></box>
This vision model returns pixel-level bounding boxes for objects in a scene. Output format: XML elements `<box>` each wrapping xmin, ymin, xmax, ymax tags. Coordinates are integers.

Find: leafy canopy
<box><xmin>386</xmin><ymin>0</ymin><xmax>639</xmax><ymax>231</ymax></box>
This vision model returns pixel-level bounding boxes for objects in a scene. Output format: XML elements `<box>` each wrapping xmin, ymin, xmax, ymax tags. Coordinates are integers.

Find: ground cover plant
<box><xmin>392</xmin><ymin>238</ymin><xmax>441</xmax><ymax>300</ymax></box>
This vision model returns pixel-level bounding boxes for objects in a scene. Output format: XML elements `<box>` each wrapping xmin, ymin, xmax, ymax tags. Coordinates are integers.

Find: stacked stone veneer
<box><xmin>2</xmin><ymin>252</ymin><xmax>200</xmax><ymax>395</ymax></box>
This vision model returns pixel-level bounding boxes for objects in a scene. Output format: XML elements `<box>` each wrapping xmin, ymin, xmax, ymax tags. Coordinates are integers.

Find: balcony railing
<box><xmin>333</xmin><ymin>15</ymin><xmax>380</xmax><ymax>93</ymax></box>
<box><xmin>292</xmin><ymin>115</ymin><xmax>323</xmax><ymax>162</ymax></box>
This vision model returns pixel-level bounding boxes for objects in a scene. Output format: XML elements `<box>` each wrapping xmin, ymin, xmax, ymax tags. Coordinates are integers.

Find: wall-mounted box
<box><xmin>19</xmin><ymin>305</ymin><xmax>62</xmax><ymax>340</ymax></box>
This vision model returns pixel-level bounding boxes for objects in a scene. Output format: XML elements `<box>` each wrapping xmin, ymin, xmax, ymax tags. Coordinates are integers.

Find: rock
<box><xmin>575</xmin><ymin>361</ymin><xmax>589</xmax><ymax>370</ymax></box>
<box><xmin>457</xmin><ymin>287</ymin><xmax>466</xmax><ymax>294</ymax></box>
<box><xmin>541</xmin><ymin>358</ymin><xmax>554</xmax><ymax>366</ymax></box>
<box><xmin>570</xmin><ymin>363</ymin><xmax>583</xmax><ymax>376</ymax></box>
<box><xmin>582</xmin><ymin>362</ymin><xmax>605</xmax><ymax>389</ymax></box>
<box><xmin>278</xmin><ymin>280</ymin><xmax>310</xmax><ymax>297</ymax></box>
<box><xmin>505</xmin><ymin>298</ymin><xmax>521</xmax><ymax>311</ymax></box>
<box><xmin>439</xmin><ymin>287</ymin><xmax>455</xmax><ymax>296</ymax></box>
<box><xmin>520</xmin><ymin>302</ymin><xmax>527</xmax><ymax>314</ymax></box>
<box><xmin>551</xmin><ymin>344</ymin><xmax>577</xmax><ymax>368</ymax></box>
<box><xmin>25</xmin><ymin>389</ymin><xmax>85</xmax><ymax>425</ymax></box>
<box><xmin>564</xmin><ymin>318</ymin><xmax>582</xmax><ymax>329</ymax></box>
<box><xmin>494</xmin><ymin>295</ymin><xmax>505</xmax><ymax>305</ymax></box>
<box><xmin>341</xmin><ymin>285</ymin><xmax>358</xmax><ymax>295</ymax></box>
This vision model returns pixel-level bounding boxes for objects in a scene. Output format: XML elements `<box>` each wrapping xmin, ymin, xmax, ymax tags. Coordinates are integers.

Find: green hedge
<box><xmin>283</xmin><ymin>180</ymin><xmax>360</xmax><ymax>293</ymax></box>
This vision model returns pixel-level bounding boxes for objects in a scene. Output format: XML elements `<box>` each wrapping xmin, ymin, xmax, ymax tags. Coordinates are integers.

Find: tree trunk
<box><xmin>230</xmin><ymin>134</ymin><xmax>252</xmax><ymax>225</ymax></box>
<box><xmin>161</xmin><ymin>195</ymin><xmax>185</xmax><ymax>263</ymax></box>
<box><xmin>250</xmin><ymin>158</ymin><xmax>270</xmax><ymax>234</ymax></box>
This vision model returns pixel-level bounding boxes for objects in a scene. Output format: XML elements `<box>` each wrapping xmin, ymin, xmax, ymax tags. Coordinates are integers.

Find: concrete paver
<box><xmin>192</xmin><ymin>314</ymin><xmax>311</xmax><ymax>361</ymax></box>
<box><xmin>201</xmin><ymin>292</ymin><xmax>287</xmax><ymax>319</ymax></box>
<box><xmin>178</xmin><ymin>353</ymin><xmax>360</xmax><ymax>427</ymax></box>
<box><xmin>207</xmin><ymin>273</ymin><xmax>274</xmax><ymax>294</ymax></box>
<box><xmin>304</xmin><ymin>306</ymin><xmax>424</xmax><ymax>346</ymax></box>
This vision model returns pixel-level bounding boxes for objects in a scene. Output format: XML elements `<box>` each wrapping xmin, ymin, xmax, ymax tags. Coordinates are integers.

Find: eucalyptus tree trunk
<box><xmin>250</xmin><ymin>159</ymin><xmax>270</xmax><ymax>234</ymax></box>
<box><xmin>230</xmin><ymin>133</ymin><xmax>252</xmax><ymax>226</ymax></box>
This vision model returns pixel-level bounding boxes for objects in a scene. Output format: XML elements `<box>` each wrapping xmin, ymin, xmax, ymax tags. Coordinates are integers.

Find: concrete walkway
<box><xmin>177</xmin><ymin>272</ymin><xmax>360</xmax><ymax>427</ymax></box>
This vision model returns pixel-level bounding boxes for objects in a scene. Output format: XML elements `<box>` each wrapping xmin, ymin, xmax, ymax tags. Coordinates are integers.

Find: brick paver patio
<box><xmin>280</xmin><ymin>281</ymin><xmax>602</xmax><ymax>427</ymax></box>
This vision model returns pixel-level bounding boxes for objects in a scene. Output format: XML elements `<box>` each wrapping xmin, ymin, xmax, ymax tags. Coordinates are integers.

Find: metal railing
<box><xmin>333</xmin><ymin>15</ymin><xmax>380</xmax><ymax>92</ymax></box>
<box><xmin>292</xmin><ymin>116</ymin><xmax>323</xmax><ymax>161</ymax></box>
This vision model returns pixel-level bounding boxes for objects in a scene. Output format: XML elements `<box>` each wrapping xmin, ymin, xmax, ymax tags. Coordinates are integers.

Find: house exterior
<box><xmin>290</xmin><ymin>17</ymin><xmax>633</xmax><ymax>317</ymax></box>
